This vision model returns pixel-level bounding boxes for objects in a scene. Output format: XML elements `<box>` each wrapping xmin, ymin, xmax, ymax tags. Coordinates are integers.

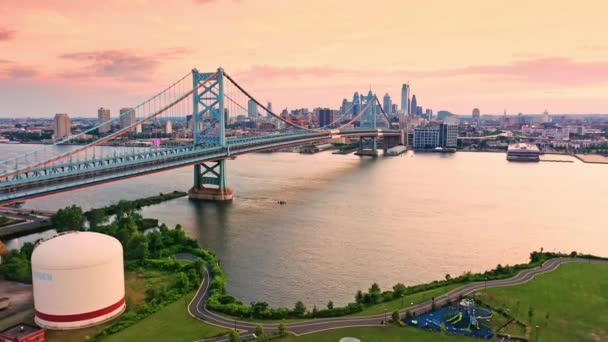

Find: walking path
<box><xmin>188</xmin><ymin>257</ymin><xmax>607</xmax><ymax>341</ymax></box>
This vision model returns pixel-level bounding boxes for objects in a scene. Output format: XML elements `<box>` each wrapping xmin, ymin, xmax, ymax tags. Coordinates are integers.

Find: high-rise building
<box><xmin>413</xmin><ymin>123</ymin><xmax>457</xmax><ymax>149</ymax></box>
<box><xmin>411</xmin><ymin>94</ymin><xmax>418</xmax><ymax>116</ymax></box>
<box><xmin>164</xmin><ymin>120</ymin><xmax>172</xmax><ymax>134</ymax></box>
<box><xmin>440</xmin><ymin>123</ymin><xmax>458</xmax><ymax>148</ymax></box>
<box><xmin>383</xmin><ymin>93</ymin><xmax>392</xmax><ymax>116</ymax></box>
<box><xmin>247</xmin><ymin>99</ymin><xmax>257</xmax><ymax>118</ymax></box>
<box><xmin>541</xmin><ymin>109</ymin><xmax>551</xmax><ymax>123</ymax></box>
<box><xmin>53</xmin><ymin>113</ymin><xmax>71</xmax><ymax>141</ymax></box>
<box><xmin>267</xmin><ymin>102</ymin><xmax>273</xmax><ymax>118</ymax></box>
<box><xmin>401</xmin><ymin>83</ymin><xmax>410</xmax><ymax>115</ymax></box>
<box><xmin>425</xmin><ymin>109</ymin><xmax>433</xmax><ymax>119</ymax></box>
<box><xmin>472</xmin><ymin>108</ymin><xmax>480</xmax><ymax>121</ymax></box>
<box><xmin>391</xmin><ymin>104</ymin><xmax>398</xmax><ymax>115</ymax></box>
<box><xmin>318</xmin><ymin>108</ymin><xmax>333</xmax><ymax>128</ymax></box>
<box><xmin>119</xmin><ymin>108</ymin><xmax>136</xmax><ymax>132</ymax></box>
<box><xmin>97</xmin><ymin>107</ymin><xmax>111</xmax><ymax>134</ymax></box>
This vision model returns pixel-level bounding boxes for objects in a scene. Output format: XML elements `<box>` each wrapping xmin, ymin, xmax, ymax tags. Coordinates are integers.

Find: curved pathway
<box><xmin>188</xmin><ymin>257</ymin><xmax>607</xmax><ymax>341</ymax></box>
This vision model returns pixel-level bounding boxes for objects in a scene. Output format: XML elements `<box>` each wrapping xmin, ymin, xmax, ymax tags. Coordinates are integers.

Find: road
<box><xmin>188</xmin><ymin>257</ymin><xmax>607</xmax><ymax>341</ymax></box>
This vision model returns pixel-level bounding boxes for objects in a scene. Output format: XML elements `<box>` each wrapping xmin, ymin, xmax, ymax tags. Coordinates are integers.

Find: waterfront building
<box><xmin>401</xmin><ymin>83</ymin><xmax>410</xmax><ymax>115</ymax></box>
<box><xmin>97</xmin><ymin>107</ymin><xmax>111</xmax><ymax>134</ymax></box>
<box><xmin>119</xmin><ymin>108</ymin><xmax>136</xmax><ymax>132</ymax></box>
<box><xmin>507</xmin><ymin>143</ymin><xmax>540</xmax><ymax>162</ymax></box>
<box><xmin>413</xmin><ymin>123</ymin><xmax>457</xmax><ymax>149</ymax></box>
<box><xmin>53</xmin><ymin>113</ymin><xmax>71</xmax><ymax>141</ymax></box>
<box><xmin>247</xmin><ymin>99</ymin><xmax>257</xmax><ymax>118</ymax></box>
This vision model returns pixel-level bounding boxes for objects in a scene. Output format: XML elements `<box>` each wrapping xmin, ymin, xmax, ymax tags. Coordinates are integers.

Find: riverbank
<box><xmin>573</xmin><ymin>153</ymin><xmax>608</xmax><ymax>164</ymax></box>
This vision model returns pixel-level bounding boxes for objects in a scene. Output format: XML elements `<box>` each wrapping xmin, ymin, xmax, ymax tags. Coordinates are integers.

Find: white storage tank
<box><xmin>31</xmin><ymin>231</ymin><xmax>125</xmax><ymax>330</ymax></box>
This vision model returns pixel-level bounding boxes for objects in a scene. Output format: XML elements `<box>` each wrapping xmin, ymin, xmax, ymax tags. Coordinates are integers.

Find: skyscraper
<box><xmin>411</xmin><ymin>94</ymin><xmax>418</xmax><ymax>116</ymax></box>
<box><xmin>383</xmin><ymin>93</ymin><xmax>392</xmax><ymax>116</ymax></box>
<box><xmin>120</xmin><ymin>108</ymin><xmax>136</xmax><ymax>131</ymax></box>
<box><xmin>53</xmin><ymin>113</ymin><xmax>71</xmax><ymax>141</ymax></box>
<box><xmin>353</xmin><ymin>92</ymin><xmax>361</xmax><ymax>117</ymax></box>
<box><xmin>401</xmin><ymin>84</ymin><xmax>410</xmax><ymax>115</ymax></box>
<box><xmin>318</xmin><ymin>108</ymin><xmax>333</xmax><ymax>128</ymax></box>
<box><xmin>97</xmin><ymin>107</ymin><xmax>111</xmax><ymax>134</ymax></box>
<box><xmin>267</xmin><ymin>102</ymin><xmax>273</xmax><ymax>118</ymax></box>
<box><xmin>247</xmin><ymin>99</ymin><xmax>257</xmax><ymax>118</ymax></box>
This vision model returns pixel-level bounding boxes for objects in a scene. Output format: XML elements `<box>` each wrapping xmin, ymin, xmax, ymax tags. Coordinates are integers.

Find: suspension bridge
<box><xmin>0</xmin><ymin>68</ymin><xmax>404</xmax><ymax>206</ymax></box>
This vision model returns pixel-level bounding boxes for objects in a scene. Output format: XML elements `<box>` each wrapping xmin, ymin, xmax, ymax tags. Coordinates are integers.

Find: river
<box><xmin>2</xmin><ymin>144</ymin><xmax>607</xmax><ymax>307</ymax></box>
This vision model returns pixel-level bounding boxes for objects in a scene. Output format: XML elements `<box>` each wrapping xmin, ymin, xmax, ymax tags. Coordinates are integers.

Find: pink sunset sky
<box><xmin>1</xmin><ymin>0</ymin><xmax>608</xmax><ymax>117</ymax></box>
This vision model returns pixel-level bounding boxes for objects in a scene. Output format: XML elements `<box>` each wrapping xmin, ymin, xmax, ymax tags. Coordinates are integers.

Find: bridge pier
<box><xmin>188</xmin><ymin>160</ymin><xmax>233</xmax><ymax>202</ymax></box>
<box><xmin>355</xmin><ymin>137</ymin><xmax>378</xmax><ymax>157</ymax></box>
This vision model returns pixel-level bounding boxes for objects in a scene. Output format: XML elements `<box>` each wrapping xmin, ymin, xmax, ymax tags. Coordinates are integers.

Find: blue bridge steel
<box><xmin>0</xmin><ymin>68</ymin><xmax>402</xmax><ymax>205</ymax></box>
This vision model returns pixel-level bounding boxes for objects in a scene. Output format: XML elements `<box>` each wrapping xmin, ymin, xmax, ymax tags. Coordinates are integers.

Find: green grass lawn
<box><xmin>103</xmin><ymin>292</ymin><xmax>227</xmax><ymax>342</ymax></box>
<box><xmin>278</xmin><ymin>326</ymin><xmax>469</xmax><ymax>342</ymax></box>
<box><xmin>473</xmin><ymin>262</ymin><xmax>608</xmax><ymax>341</ymax></box>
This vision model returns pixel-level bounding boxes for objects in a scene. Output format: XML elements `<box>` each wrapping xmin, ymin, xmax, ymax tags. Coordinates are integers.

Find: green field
<box><xmin>104</xmin><ymin>293</ymin><xmax>227</xmax><ymax>342</ymax></box>
<box><xmin>278</xmin><ymin>326</ymin><xmax>468</xmax><ymax>342</ymax></box>
<box><xmin>473</xmin><ymin>262</ymin><xmax>608</xmax><ymax>341</ymax></box>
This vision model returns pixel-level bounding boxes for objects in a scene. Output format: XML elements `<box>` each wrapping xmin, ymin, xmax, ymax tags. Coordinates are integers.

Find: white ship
<box><xmin>507</xmin><ymin>143</ymin><xmax>540</xmax><ymax>162</ymax></box>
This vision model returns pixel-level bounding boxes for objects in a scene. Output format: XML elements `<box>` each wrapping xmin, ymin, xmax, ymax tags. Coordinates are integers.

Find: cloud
<box><xmin>421</xmin><ymin>58</ymin><xmax>608</xmax><ymax>86</ymax></box>
<box><xmin>239</xmin><ymin>58</ymin><xmax>608</xmax><ymax>88</ymax></box>
<box><xmin>0</xmin><ymin>62</ymin><xmax>39</xmax><ymax>79</ymax></box>
<box><xmin>0</xmin><ymin>28</ymin><xmax>16</xmax><ymax>41</ymax></box>
<box><xmin>59</xmin><ymin>48</ymin><xmax>191</xmax><ymax>81</ymax></box>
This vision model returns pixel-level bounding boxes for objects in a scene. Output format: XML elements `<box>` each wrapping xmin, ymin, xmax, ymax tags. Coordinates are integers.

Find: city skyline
<box><xmin>2</xmin><ymin>0</ymin><xmax>608</xmax><ymax>117</ymax></box>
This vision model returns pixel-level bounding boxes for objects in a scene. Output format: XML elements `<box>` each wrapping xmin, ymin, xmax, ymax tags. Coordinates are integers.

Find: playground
<box><xmin>405</xmin><ymin>299</ymin><xmax>493</xmax><ymax>339</ymax></box>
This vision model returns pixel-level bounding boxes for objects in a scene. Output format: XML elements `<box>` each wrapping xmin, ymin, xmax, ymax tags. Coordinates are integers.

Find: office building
<box><xmin>119</xmin><ymin>108</ymin><xmax>136</xmax><ymax>131</ymax></box>
<box><xmin>318</xmin><ymin>108</ymin><xmax>333</xmax><ymax>128</ymax></box>
<box><xmin>97</xmin><ymin>107</ymin><xmax>111</xmax><ymax>134</ymax></box>
<box><xmin>164</xmin><ymin>120</ymin><xmax>172</xmax><ymax>134</ymax></box>
<box><xmin>383</xmin><ymin>93</ymin><xmax>392</xmax><ymax>116</ymax></box>
<box><xmin>53</xmin><ymin>113</ymin><xmax>71</xmax><ymax>141</ymax></box>
<box><xmin>413</xmin><ymin>123</ymin><xmax>457</xmax><ymax>149</ymax></box>
<box><xmin>401</xmin><ymin>83</ymin><xmax>410</xmax><ymax>115</ymax></box>
<box><xmin>267</xmin><ymin>102</ymin><xmax>273</xmax><ymax>118</ymax></box>
<box><xmin>411</xmin><ymin>94</ymin><xmax>418</xmax><ymax>116</ymax></box>
<box><xmin>472</xmin><ymin>108</ymin><xmax>480</xmax><ymax>121</ymax></box>
<box><xmin>248</xmin><ymin>99</ymin><xmax>257</xmax><ymax>118</ymax></box>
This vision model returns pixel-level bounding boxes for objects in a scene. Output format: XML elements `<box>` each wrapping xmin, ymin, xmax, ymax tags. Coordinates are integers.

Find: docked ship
<box><xmin>507</xmin><ymin>143</ymin><xmax>540</xmax><ymax>162</ymax></box>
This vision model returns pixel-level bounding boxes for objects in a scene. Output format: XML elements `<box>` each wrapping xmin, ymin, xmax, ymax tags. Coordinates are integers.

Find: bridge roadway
<box><xmin>188</xmin><ymin>257</ymin><xmax>607</xmax><ymax>341</ymax></box>
<box><xmin>0</xmin><ymin>129</ymin><xmax>399</xmax><ymax>206</ymax></box>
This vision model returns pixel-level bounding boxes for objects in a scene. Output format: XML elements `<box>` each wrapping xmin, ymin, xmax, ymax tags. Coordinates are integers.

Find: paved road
<box><xmin>188</xmin><ymin>257</ymin><xmax>607</xmax><ymax>341</ymax></box>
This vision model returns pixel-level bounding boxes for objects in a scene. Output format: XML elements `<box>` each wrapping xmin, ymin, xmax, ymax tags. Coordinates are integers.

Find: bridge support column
<box><xmin>355</xmin><ymin>137</ymin><xmax>378</xmax><ymax>157</ymax></box>
<box><xmin>188</xmin><ymin>160</ymin><xmax>233</xmax><ymax>202</ymax></box>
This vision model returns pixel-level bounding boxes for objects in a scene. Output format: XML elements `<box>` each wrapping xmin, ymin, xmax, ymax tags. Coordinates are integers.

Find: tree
<box><xmin>392</xmin><ymin>283</ymin><xmax>406</xmax><ymax>298</ymax></box>
<box><xmin>445</xmin><ymin>273</ymin><xmax>452</xmax><ymax>281</ymax></box>
<box><xmin>175</xmin><ymin>272</ymin><xmax>190</xmax><ymax>290</ymax></box>
<box><xmin>311</xmin><ymin>305</ymin><xmax>318</xmax><ymax>317</ymax></box>
<box><xmin>229</xmin><ymin>329</ymin><xmax>240</xmax><ymax>342</ymax></box>
<box><xmin>251</xmin><ymin>302</ymin><xmax>269</xmax><ymax>317</ymax></box>
<box><xmin>293</xmin><ymin>301</ymin><xmax>306</xmax><ymax>317</ymax></box>
<box><xmin>278</xmin><ymin>322</ymin><xmax>287</xmax><ymax>337</ymax></box>
<box><xmin>368</xmin><ymin>283</ymin><xmax>381</xmax><ymax>304</ymax></box>
<box><xmin>391</xmin><ymin>310</ymin><xmax>400</xmax><ymax>323</ymax></box>
<box><xmin>355</xmin><ymin>290</ymin><xmax>364</xmax><ymax>303</ymax></box>
<box><xmin>85</xmin><ymin>208</ymin><xmax>108</xmax><ymax>231</ymax></box>
<box><xmin>327</xmin><ymin>301</ymin><xmax>334</xmax><ymax>310</ymax></box>
<box><xmin>51</xmin><ymin>205</ymin><xmax>85</xmax><ymax>232</ymax></box>
<box><xmin>255</xmin><ymin>324</ymin><xmax>264</xmax><ymax>337</ymax></box>
<box><xmin>126</xmin><ymin>233</ymin><xmax>149</xmax><ymax>262</ymax></box>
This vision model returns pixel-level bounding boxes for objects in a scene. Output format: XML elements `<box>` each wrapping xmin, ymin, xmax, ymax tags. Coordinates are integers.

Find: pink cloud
<box><xmin>0</xmin><ymin>60</ymin><xmax>39</xmax><ymax>79</ymax></box>
<box><xmin>0</xmin><ymin>28</ymin><xmax>16</xmax><ymax>41</ymax></box>
<box><xmin>58</xmin><ymin>48</ymin><xmax>191</xmax><ymax>82</ymax></box>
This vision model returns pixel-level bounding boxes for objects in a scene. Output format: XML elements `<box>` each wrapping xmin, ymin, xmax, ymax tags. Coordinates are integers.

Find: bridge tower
<box><xmin>355</xmin><ymin>91</ymin><xmax>379</xmax><ymax>156</ymax></box>
<box><xmin>188</xmin><ymin>68</ymin><xmax>233</xmax><ymax>202</ymax></box>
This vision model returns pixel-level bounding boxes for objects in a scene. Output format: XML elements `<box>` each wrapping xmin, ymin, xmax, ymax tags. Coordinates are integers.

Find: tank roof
<box><xmin>32</xmin><ymin>231</ymin><xmax>122</xmax><ymax>270</ymax></box>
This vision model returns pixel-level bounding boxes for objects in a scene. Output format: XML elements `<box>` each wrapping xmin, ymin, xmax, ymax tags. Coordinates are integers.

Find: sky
<box><xmin>1</xmin><ymin>0</ymin><xmax>608</xmax><ymax>117</ymax></box>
